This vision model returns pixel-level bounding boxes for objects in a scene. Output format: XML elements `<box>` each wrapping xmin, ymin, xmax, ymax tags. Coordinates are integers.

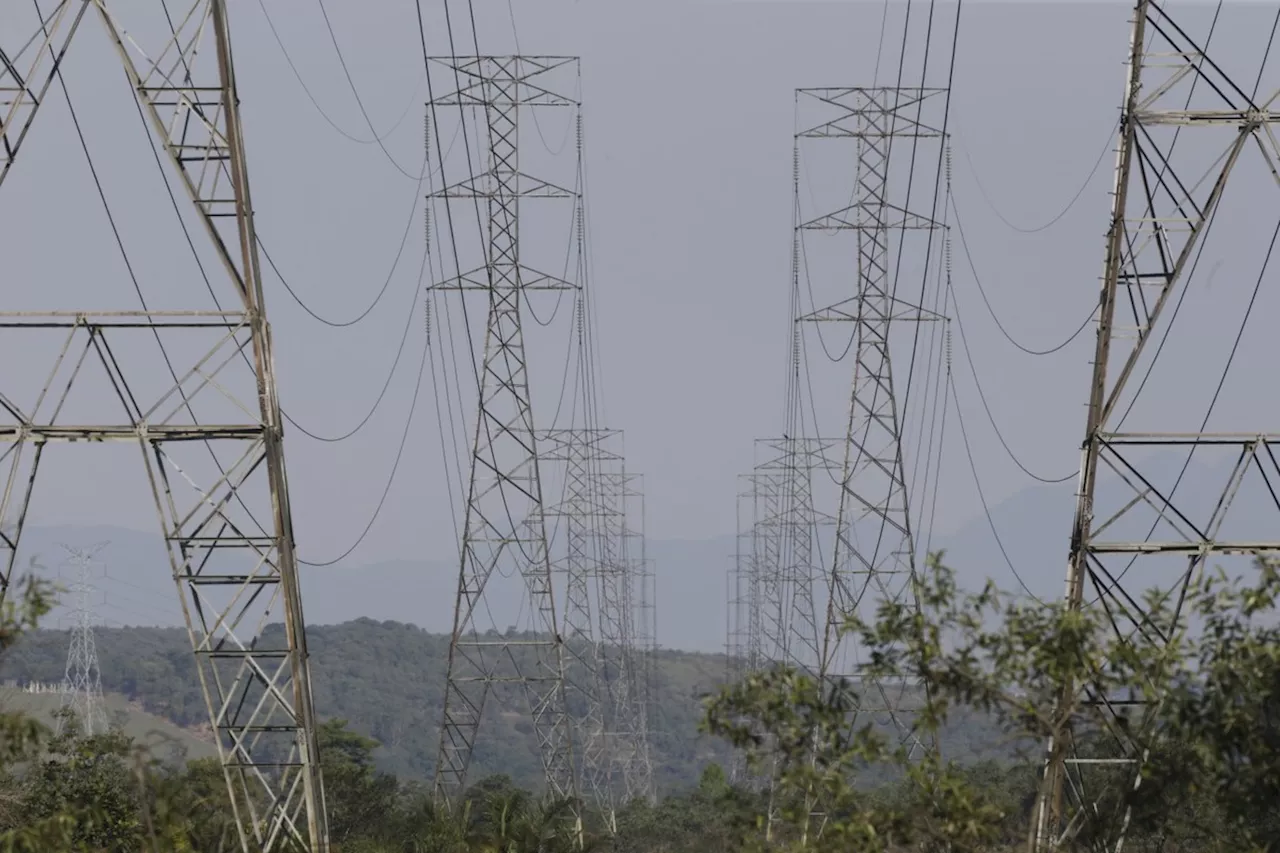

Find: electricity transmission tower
<box><xmin>624</xmin><ymin>473</ymin><xmax>658</xmax><ymax>805</ymax></box>
<box><xmin>796</xmin><ymin>87</ymin><xmax>947</xmax><ymax>753</ymax></box>
<box><xmin>728</xmin><ymin>472</ymin><xmax>770</xmax><ymax>684</ymax></box>
<box><xmin>729</xmin><ymin>440</ymin><xmax>827</xmax><ymax>676</ymax></box>
<box><xmin>428</xmin><ymin>55</ymin><xmax>581</xmax><ymax>806</ymax></box>
<box><xmin>57</xmin><ymin>543</ymin><xmax>108</xmax><ymax>738</ymax></box>
<box><xmin>725</xmin><ymin>437</ymin><xmax>834</xmax><ymax>796</ymax></box>
<box><xmin>0</xmin><ymin>4</ymin><xmax>327</xmax><ymax>851</ymax></box>
<box><xmin>539</xmin><ymin>428</ymin><xmax>652</xmax><ymax>820</ymax></box>
<box><xmin>752</xmin><ymin>437</ymin><xmax>837</xmax><ymax>675</ymax></box>
<box><xmin>541</xmin><ymin>429</ymin><xmax>611</xmax><ymax>812</ymax></box>
<box><xmin>1034</xmin><ymin>2</ymin><xmax>1280</xmax><ymax>848</ymax></box>
<box><xmin>596</xmin><ymin>459</ymin><xmax>655</xmax><ymax>806</ymax></box>
<box><xmin>725</xmin><ymin>461</ymin><xmax>793</xmax><ymax>793</ymax></box>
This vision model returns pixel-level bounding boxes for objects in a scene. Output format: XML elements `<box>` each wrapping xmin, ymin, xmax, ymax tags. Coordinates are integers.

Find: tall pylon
<box><xmin>623</xmin><ymin>472</ymin><xmax>657</xmax><ymax>805</ymax></box>
<box><xmin>0</xmin><ymin>4</ymin><xmax>327</xmax><ymax>851</ymax></box>
<box><xmin>725</xmin><ymin>437</ymin><xmax>834</xmax><ymax>799</ymax></box>
<box><xmin>595</xmin><ymin>449</ymin><xmax>655</xmax><ymax>808</ymax></box>
<box><xmin>1034</xmin><ymin>2</ymin><xmax>1280</xmax><ymax>848</ymax></box>
<box><xmin>428</xmin><ymin>56</ymin><xmax>581</xmax><ymax>806</ymax></box>
<box><xmin>541</xmin><ymin>428</ymin><xmax>609</xmax><ymax>813</ymax></box>
<box><xmin>540</xmin><ymin>428</ymin><xmax>653</xmax><ymax>823</ymax></box>
<box><xmin>56</xmin><ymin>543</ymin><xmax>108</xmax><ymax>738</ymax></box>
<box><xmin>796</xmin><ymin>87</ymin><xmax>948</xmax><ymax>754</ymax></box>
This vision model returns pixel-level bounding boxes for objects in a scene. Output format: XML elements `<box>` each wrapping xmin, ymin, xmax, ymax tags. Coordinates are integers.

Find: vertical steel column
<box><xmin>1033</xmin><ymin>2</ymin><xmax>1279</xmax><ymax>848</ymax></box>
<box><xmin>0</xmin><ymin>3</ymin><xmax>331</xmax><ymax>849</ymax></box>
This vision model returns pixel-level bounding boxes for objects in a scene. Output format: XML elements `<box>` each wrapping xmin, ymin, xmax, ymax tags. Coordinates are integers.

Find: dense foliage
<box><xmin>0</xmin><ymin>552</ymin><xmax>1277</xmax><ymax>851</ymax></box>
<box><xmin>704</xmin><ymin>554</ymin><xmax>1280</xmax><ymax>852</ymax></box>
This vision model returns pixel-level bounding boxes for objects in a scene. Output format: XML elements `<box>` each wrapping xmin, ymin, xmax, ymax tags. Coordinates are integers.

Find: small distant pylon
<box><xmin>57</xmin><ymin>543</ymin><xmax>108</xmax><ymax>738</ymax></box>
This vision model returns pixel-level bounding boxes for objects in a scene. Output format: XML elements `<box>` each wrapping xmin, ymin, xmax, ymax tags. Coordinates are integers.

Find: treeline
<box><xmin>0</xmin><ymin>716</ymin><xmax>1264</xmax><ymax>852</ymax></box>
<box><xmin>0</xmin><ymin>618</ymin><xmax>1010</xmax><ymax>792</ymax></box>
<box><xmin>3</xmin><ymin>551</ymin><xmax>1280</xmax><ymax>851</ymax></box>
<box><xmin>1</xmin><ymin>709</ymin><xmax>769</xmax><ymax>852</ymax></box>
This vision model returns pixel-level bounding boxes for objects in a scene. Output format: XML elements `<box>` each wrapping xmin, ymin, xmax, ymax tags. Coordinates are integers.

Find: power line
<box><xmin>946</xmin><ymin>370</ymin><xmax>1045</xmax><ymax>603</ymax></box>
<box><xmin>416</xmin><ymin>0</ymin><xmax>483</xmax><ymax>545</ymax></box>
<box><xmin>149</xmin><ymin>1</ymin><xmax>432</xmax><ymax>457</ymax></box>
<box><xmin>909</xmin><ymin>188</ymin><xmax>957</xmax><ymax>558</ymax></box>
<box><xmin>955</xmin><ymin>117</ymin><xmax>1117</xmax><ymax>235</ymax></box>
<box><xmin>310</xmin><ymin>0</ymin><xmax>435</xmax><ymax>179</ymax></box>
<box><xmin>297</xmin><ymin>294</ymin><xmax>431</xmax><ymax>567</ymax></box>
<box><xmin>894</xmin><ymin>0</ymin><xmax>964</xmax><ymax>507</ymax></box>
<box><xmin>281</xmin><ymin>236</ymin><xmax>426</xmax><ymax>443</ymax></box>
<box><xmin>290</xmin><ymin>57</ymin><xmax>447</xmax><ymax>556</ymax></box>
<box><xmin>255</xmin><ymin>0</ymin><xmax>423</xmax><ymax>149</ymax></box>
<box><xmin>947</xmin><ymin>266</ymin><xmax>1079</xmax><ymax>484</ymax></box>
<box><xmin>949</xmin><ymin>192</ymin><xmax>1097</xmax><ymax>356</ymax></box>
<box><xmin>257</xmin><ymin>148</ymin><xmax>428</xmax><ymax>329</ymax></box>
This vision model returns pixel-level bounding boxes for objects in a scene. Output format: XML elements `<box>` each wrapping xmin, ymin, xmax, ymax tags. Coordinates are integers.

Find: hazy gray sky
<box><xmin>5</xmin><ymin>0</ymin><xmax>1280</xmax><ymax>649</ymax></box>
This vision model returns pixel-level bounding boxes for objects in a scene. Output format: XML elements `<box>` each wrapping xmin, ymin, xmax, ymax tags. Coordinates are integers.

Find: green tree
<box><xmin>319</xmin><ymin>718</ymin><xmax>401</xmax><ymax>849</ymax></box>
<box><xmin>450</xmin><ymin>775</ymin><xmax>594</xmax><ymax>853</ymax></box>
<box><xmin>614</xmin><ymin>763</ymin><xmax>763</xmax><ymax>853</ymax></box>
<box><xmin>706</xmin><ymin>552</ymin><xmax>1280</xmax><ymax>853</ymax></box>
<box><xmin>19</xmin><ymin>716</ymin><xmax>143</xmax><ymax>852</ymax></box>
<box><xmin>1121</xmin><ymin>562</ymin><xmax>1280</xmax><ymax>850</ymax></box>
<box><xmin>134</xmin><ymin>755</ymin><xmax>241</xmax><ymax>853</ymax></box>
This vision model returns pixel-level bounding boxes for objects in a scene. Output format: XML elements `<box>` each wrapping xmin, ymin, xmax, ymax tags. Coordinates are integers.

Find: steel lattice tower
<box><xmin>539</xmin><ymin>428</ymin><xmax>652</xmax><ymax>820</ymax></box>
<box><xmin>726</xmin><ymin>438</ymin><xmax>835</xmax><ymax>799</ymax></box>
<box><xmin>726</xmin><ymin>468</ymin><xmax>777</xmax><ymax>784</ymax></box>
<box><xmin>724</xmin><ymin>462</ymin><xmax>783</xmax><ymax>794</ymax></box>
<box><xmin>428</xmin><ymin>56</ymin><xmax>581</xmax><ymax>805</ymax></box>
<box><xmin>56</xmin><ymin>543</ymin><xmax>108</xmax><ymax>738</ymax></box>
<box><xmin>730</xmin><ymin>440</ymin><xmax>831</xmax><ymax>674</ymax></box>
<box><xmin>729</xmin><ymin>471</ymin><xmax>774</xmax><ymax>681</ymax></box>
<box><xmin>540</xmin><ymin>428</ymin><xmax>607</xmax><ymax>812</ymax></box>
<box><xmin>753</xmin><ymin>437</ymin><xmax>838</xmax><ymax>675</ymax></box>
<box><xmin>595</xmin><ymin>453</ymin><xmax>654</xmax><ymax>807</ymax></box>
<box><xmin>623</xmin><ymin>472</ymin><xmax>657</xmax><ymax>804</ymax></box>
<box><xmin>1034</xmin><ymin>2</ymin><xmax>1280</xmax><ymax>848</ymax></box>
<box><xmin>796</xmin><ymin>87</ymin><xmax>947</xmax><ymax>754</ymax></box>
<box><xmin>0</xmin><ymin>4</ymin><xmax>327</xmax><ymax>851</ymax></box>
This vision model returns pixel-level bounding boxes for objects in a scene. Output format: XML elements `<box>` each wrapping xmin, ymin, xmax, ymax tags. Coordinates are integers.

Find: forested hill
<box><xmin>0</xmin><ymin>620</ymin><xmax>1011</xmax><ymax>792</ymax></box>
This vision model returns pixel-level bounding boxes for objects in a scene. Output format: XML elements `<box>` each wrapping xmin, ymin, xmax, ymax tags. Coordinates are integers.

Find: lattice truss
<box><xmin>728</xmin><ymin>437</ymin><xmax>842</xmax><ymax>681</ymax></box>
<box><xmin>56</xmin><ymin>543</ymin><xmax>108</xmax><ymax>738</ymax></box>
<box><xmin>789</xmin><ymin>87</ymin><xmax>950</xmax><ymax>755</ymax></box>
<box><xmin>1035</xmin><ymin>2</ymin><xmax>1280</xmax><ymax>849</ymax></box>
<box><xmin>725</xmin><ymin>437</ymin><xmax>843</xmax><ymax>796</ymax></box>
<box><xmin>425</xmin><ymin>55</ymin><xmax>652</xmax><ymax>813</ymax></box>
<box><xmin>0</xmin><ymin>3</ymin><xmax>327</xmax><ymax>852</ymax></box>
<box><xmin>541</xmin><ymin>429</ymin><xmax>655</xmax><ymax>817</ymax></box>
<box><xmin>626</xmin><ymin>475</ymin><xmax>658</xmax><ymax>806</ymax></box>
